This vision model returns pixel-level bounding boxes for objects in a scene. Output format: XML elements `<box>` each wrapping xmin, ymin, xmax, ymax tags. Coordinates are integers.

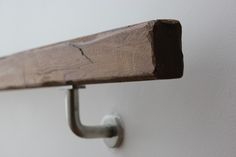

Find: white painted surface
<box><xmin>0</xmin><ymin>0</ymin><xmax>236</xmax><ymax>157</ymax></box>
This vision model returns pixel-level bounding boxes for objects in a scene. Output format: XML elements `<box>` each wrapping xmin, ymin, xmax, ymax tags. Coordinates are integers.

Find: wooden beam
<box><xmin>0</xmin><ymin>19</ymin><xmax>183</xmax><ymax>90</ymax></box>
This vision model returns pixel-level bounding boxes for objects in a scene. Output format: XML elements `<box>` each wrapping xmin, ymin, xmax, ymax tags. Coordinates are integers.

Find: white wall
<box><xmin>0</xmin><ymin>0</ymin><xmax>236</xmax><ymax>157</ymax></box>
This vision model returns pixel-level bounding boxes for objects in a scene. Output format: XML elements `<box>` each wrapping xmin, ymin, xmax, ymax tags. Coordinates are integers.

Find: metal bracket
<box><xmin>65</xmin><ymin>85</ymin><xmax>124</xmax><ymax>148</ymax></box>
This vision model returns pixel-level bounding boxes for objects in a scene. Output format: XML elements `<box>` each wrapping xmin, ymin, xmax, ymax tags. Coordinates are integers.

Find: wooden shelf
<box><xmin>0</xmin><ymin>19</ymin><xmax>183</xmax><ymax>90</ymax></box>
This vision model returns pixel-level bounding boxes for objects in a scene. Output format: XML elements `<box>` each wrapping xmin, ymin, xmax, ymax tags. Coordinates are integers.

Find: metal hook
<box><xmin>65</xmin><ymin>85</ymin><xmax>123</xmax><ymax>148</ymax></box>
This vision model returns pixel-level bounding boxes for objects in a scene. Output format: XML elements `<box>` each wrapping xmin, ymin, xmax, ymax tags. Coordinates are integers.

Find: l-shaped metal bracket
<box><xmin>65</xmin><ymin>85</ymin><xmax>124</xmax><ymax>148</ymax></box>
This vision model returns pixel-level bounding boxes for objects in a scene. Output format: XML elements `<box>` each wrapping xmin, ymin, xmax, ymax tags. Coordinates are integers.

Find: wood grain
<box><xmin>0</xmin><ymin>19</ymin><xmax>183</xmax><ymax>90</ymax></box>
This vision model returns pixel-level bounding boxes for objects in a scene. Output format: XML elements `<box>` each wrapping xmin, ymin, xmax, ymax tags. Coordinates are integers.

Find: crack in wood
<box><xmin>69</xmin><ymin>43</ymin><xmax>94</xmax><ymax>63</ymax></box>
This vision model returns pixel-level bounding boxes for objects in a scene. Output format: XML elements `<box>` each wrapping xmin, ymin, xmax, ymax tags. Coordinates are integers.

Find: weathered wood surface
<box><xmin>0</xmin><ymin>19</ymin><xmax>183</xmax><ymax>90</ymax></box>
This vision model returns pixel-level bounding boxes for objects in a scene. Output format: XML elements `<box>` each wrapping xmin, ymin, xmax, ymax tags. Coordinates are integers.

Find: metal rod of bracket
<box><xmin>65</xmin><ymin>85</ymin><xmax>123</xmax><ymax>148</ymax></box>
